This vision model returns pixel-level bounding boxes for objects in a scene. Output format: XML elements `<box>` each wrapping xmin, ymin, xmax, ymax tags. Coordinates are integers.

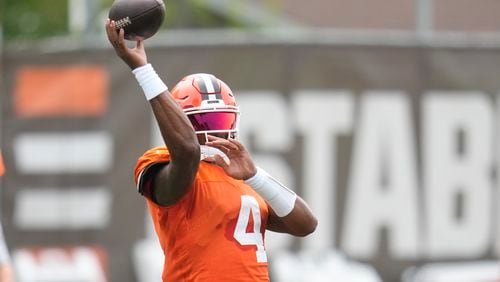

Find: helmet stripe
<box><xmin>195</xmin><ymin>77</ymin><xmax>208</xmax><ymax>93</ymax></box>
<box><xmin>209</xmin><ymin>75</ymin><xmax>221</xmax><ymax>93</ymax></box>
<box><xmin>195</xmin><ymin>74</ymin><xmax>221</xmax><ymax>94</ymax></box>
<box><xmin>200</xmin><ymin>74</ymin><xmax>215</xmax><ymax>93</ymax></box>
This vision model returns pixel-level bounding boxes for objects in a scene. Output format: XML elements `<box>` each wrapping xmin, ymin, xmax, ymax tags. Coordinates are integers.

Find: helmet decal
<box><xmin>194</xmin><ymin>74</ymin><xmax>226</xmax><ymax>106</ymax></box>
<box><xmin>194</xmin><ymin>74</ymin><xmax>221</xmax><ymax>94</ymax></box>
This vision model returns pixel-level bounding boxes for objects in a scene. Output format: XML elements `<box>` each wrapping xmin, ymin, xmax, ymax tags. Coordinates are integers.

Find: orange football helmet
<box><xmin>171</xmin><ymin>73</ymin><xmax>240</xmax><ymax>140</ymax></box>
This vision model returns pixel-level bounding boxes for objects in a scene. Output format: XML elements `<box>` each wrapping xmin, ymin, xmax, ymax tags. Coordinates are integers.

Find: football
<box><xmin>108</xmin><ymin>0</ymin><xmax>165</xmax><ymax>41</ymax></box>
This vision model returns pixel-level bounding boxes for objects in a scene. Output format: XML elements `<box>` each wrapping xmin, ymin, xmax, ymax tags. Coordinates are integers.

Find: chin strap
<box><xmin>199</xmin><ymin>145</ymin><xmax>230</xmax><ymax>165</ymax></box>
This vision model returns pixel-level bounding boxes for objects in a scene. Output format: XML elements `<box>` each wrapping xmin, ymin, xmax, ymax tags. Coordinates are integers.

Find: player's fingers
<box><xmin>108</xmin><ymin>21</ymin><xmax>124</xmax><ymax>53</ymax></box>
<box><xmin>206</xmin><ymin>135</ymin><xmax>239</xmax><ymax>149</ymax></box>
<box><xmin>206</xmin><ymin>135</ymin><xmax>224</xmax><ymax>142</ymax></box>
<box><xmin>105</xmin><ymin>19</ymin><xmax>117</xmax><ymax>44</ymax></box>
<box><xmin>206</xmin><ymin>139</ymin><xmax>239</xmax><ymax>152</ymax></box>
<box><xmin>118</xmin><ymin>28</ymin><xmax>126</xmax><ymax>48</ymax></box>
<box><xmin>228</xmin><ymin>138</ymin><xmax>245</xmax><ymax>151</ymax></box>
<box><xmin>205</xmin><ymin>142</ymin><xmax>232</xmax><ymax>154</ymax></box>
<box><xmin>114</xmin><ymin>28</ymin><xmax>131</xmax><ymax>57</ymax></box>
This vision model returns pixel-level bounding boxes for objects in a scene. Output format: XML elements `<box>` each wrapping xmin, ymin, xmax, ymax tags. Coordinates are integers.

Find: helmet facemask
<box><xmin>185</xmin><ymin>107</ymin><xmax>240</xmax><ymax>144</ymax></box>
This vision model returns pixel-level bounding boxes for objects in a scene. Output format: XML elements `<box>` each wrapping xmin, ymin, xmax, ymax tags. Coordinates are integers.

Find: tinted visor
<box><xmin>188</xmin><ymin>112</ymin><xmax>237</xmax><ymax>131</ymax></box>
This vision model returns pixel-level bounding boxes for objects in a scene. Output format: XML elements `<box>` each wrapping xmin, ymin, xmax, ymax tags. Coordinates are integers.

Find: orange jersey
<box><xmin>134</xmin><ymin>147</ymin><xmax>270</xmax><ymax>282</ymax></box>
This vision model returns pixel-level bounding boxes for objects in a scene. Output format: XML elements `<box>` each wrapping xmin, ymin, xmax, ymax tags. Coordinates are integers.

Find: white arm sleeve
<box><xmin>244</xmin><ymin>167</ymin><xmax>297</xmax><ymax>217</ymax></box>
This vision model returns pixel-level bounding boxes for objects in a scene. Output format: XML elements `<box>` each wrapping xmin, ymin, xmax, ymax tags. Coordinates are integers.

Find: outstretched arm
<box><xmin>106</xmin><ymin>20</ymin><xmax>199</xmax><ymax>206</ymax></box>
<box><xmin>206</xmin><ymin>136</ymin><xmax>317</xmax><ymax>237</ymax></box>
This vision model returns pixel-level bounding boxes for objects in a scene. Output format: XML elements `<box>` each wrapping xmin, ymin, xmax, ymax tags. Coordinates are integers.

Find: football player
<box><xmin>106</xmin><ymin>20</ymin><xmax>317</xmax><ymax>281</ymax></box>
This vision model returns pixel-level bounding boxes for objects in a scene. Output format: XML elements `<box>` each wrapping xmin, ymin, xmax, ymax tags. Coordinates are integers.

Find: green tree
<box><xmin>3</xmin><ymin>0</ymin><xmax>68</xmax><ymax>40</ymax></box>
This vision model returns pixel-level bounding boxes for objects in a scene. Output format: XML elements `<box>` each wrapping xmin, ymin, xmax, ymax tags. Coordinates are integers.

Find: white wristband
<box><xmin>132</xmin><ymin>64</ymin><xmax>168</xmax><ymax>100</ymax></box>
<box><xmin>245</xmin><ymin>167</ymin><xmax>297</xmax><ymax>217</ymax></box>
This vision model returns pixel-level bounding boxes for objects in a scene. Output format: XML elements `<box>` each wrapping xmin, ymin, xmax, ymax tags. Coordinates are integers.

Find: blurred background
<box><xmin>1</xmin><ymin>0</ymin><xmax>500</xmax><ymax>281</ymax></box>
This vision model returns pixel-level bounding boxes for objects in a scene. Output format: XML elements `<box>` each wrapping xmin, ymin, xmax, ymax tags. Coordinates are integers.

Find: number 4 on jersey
<box><xmin>233</xmin><ymin>195</ymin><xmax>268</xmax><ymax>263</ymax></box>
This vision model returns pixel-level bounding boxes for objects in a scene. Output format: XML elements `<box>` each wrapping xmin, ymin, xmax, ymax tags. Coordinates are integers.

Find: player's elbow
<box><xmin>295</xmin><ymin>216</ymin><xmax>318</xmax><ymax>237</ymax></box>
<box><xmin>304</xmin><ymin>216</ymin><xmax>318</xmax><ymax>236</ymax></box>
